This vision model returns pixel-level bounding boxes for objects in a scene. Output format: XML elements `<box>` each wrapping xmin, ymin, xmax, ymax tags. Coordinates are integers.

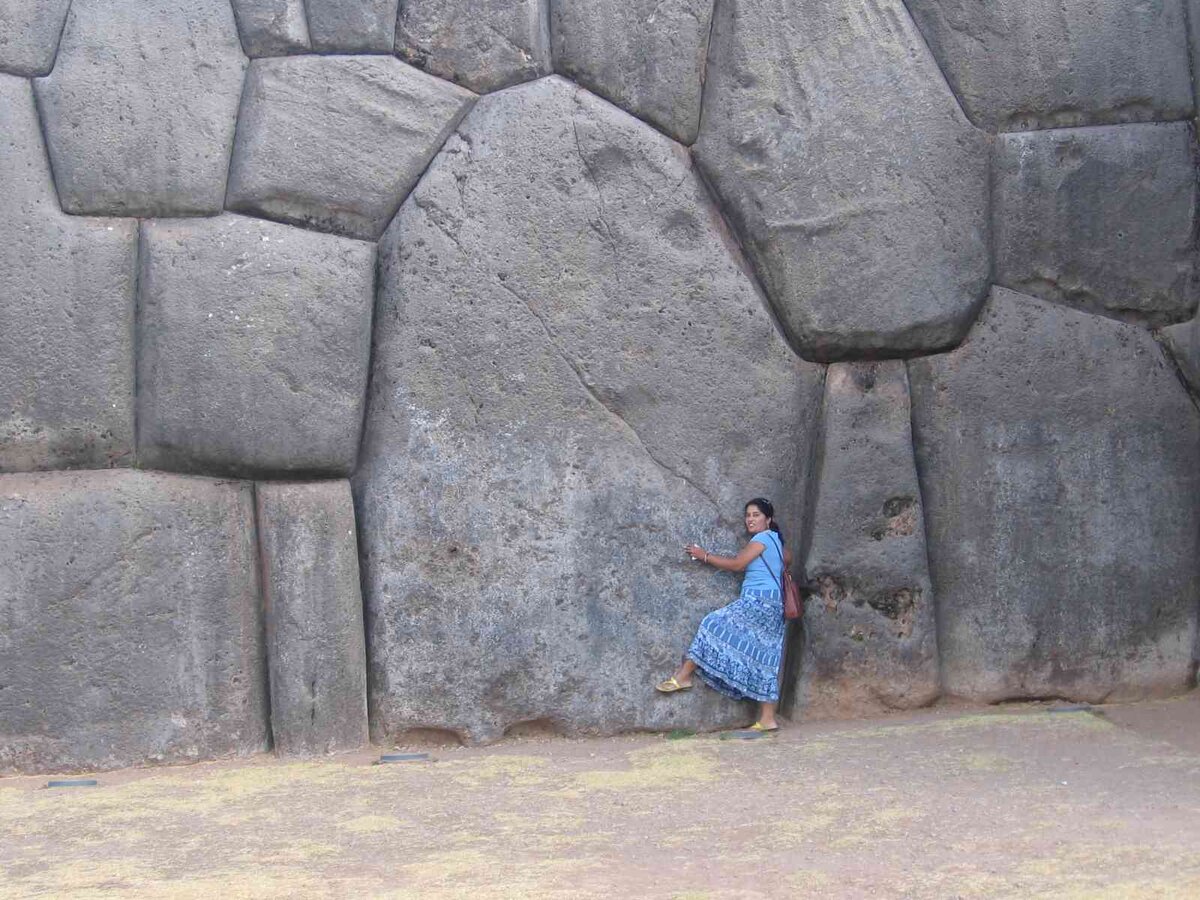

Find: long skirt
<box><xmin>687</xmin><ymin>587</ymin><xmax>785</xmax><ymax>703</ymax></box>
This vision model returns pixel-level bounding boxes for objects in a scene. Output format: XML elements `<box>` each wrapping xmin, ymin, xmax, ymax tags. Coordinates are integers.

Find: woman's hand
<box><xmin>684</xmin><ymin>543</ymin><xmax>708</xmax><ymax>562</ymax></box>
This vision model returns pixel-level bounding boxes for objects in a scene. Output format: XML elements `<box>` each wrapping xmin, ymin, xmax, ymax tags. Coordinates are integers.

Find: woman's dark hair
<box><xmin>745</xmin><ymin>497</ymin><xmax>784</xmax><ymax>541</ymax></box>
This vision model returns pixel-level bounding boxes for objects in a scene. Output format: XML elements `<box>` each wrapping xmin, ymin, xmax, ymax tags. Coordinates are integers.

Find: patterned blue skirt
<box><xmin>687</xmin><ymin>587</ymin><xmax>785</xmax><ymax>702</ymax></box>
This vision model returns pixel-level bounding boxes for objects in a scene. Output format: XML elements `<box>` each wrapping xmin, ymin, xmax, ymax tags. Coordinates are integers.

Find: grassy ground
<box><xmin>2</xmin><ymin>694</ymin><xmax>1199</xmax><ymax>899</ymax></box>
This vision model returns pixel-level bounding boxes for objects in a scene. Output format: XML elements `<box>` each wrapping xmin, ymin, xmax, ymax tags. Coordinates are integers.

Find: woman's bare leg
<box><xmin>671</xmin><ymin>659</ymin><xmax>697</xmax><ymax>686</ymax></box>
<box><xmin>758</xmin><ymin>701</ymin><xmax>778</xmax><ymax>729</ymax></box>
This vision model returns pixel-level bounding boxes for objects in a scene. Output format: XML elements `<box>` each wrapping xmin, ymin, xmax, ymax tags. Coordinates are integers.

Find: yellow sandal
<box><xmin>655</xmin><ymin>676</ymin><xmax>693</xmax><ymax>693</ymax></box>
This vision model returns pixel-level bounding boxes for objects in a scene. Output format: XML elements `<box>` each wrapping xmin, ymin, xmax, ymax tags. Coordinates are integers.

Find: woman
<box><xmin>655</xmin><ymin>498</ymin><xmax>793</xmax><ymax>734</ymax></box>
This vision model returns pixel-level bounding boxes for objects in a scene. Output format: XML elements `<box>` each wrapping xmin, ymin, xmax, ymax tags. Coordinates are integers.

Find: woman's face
<box><xmin>744</xmin><ymin>504</ymin><xmax>770</xmax><ymax>534</ymax></box>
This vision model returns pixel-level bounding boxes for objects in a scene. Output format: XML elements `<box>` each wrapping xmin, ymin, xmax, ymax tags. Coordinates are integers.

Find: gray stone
<box><xmin>905</xmin><ymin>0</ymin><xmax>1194</xmax><ymax>133</ymax></box>
<box><xmin>138</xmin><ymin>215</ymin><xmax>376</xmax><ymax>478</ymax></box>
<box><xmin>798</xmin><ymin>362</ymin><xmax>939</xmax><ymax>718</ymax></box>
<box><xmin>257</xmin><ymin>481</ymin><xmax>368</xmax><ymax>756</ymax></box>
<box><xmin>994</xmin><ymin>123</ymin><xmax>1199</xmax><ymax>327</ymax></box>
<box><xmin>230</xmin><ymin>0</ymin><xmax>310</xmax><ymax>56</ymax></box>
<box><xmin>0</xmin><ymin>470</ymin><xmax>267</xmax><ymax>774</ymax></box>
<box><xmin>1161</xmin><ymin>317</ymin><xmax>1200</xmax><ymax>398</ymax></box>
<box><xmin>908</xmin><ymin>287</ymin><xmax>1200</xmax><ymax>704</ymax></box>
<box><xmin>694</xmin><ymin>0</ymin><xmax>990</xmax><ymax>362</ymax></box>
<box><xmin>33</xmin><ymin>0</ymin><xmax>247</xmax><ymax>217</ymax></box>
<box><xmin>0</xmin><ymin>0</ymin><xmax>71</xmax><ymax>76</ymax></box>
<box><xmin>306</xmin><ymin>0</ymin><xmax>398</xmax><ymax>52</ymax></box>
<box><xmin>355</xmin><ymin>77</ymin><xmax>825</xmax><ymax>744</ymax></box>
<box><xmin>550</xmin><ymin>0</ymin><xmax>712</xmax><ymax>144</ymax></box>
<box><xmin>226</xmin><ymin>56</ymin><xmax>475</xmax><ymax>241</ymax></box>
<box><xmin>395</xmin><ymin>0</ymin><xmax>550</xmax><ymax>93</ymax></box>
<box><xmin>0</xmin><ymin>75</ymin><xmax>137</xmax><ymax>474</ymax></box>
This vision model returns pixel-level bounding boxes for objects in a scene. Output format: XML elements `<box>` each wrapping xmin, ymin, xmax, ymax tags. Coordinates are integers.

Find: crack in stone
<box><xmin>570</xmin><ymin>100</ymin><xmax>627</xmax><ymax>294</ymax></box>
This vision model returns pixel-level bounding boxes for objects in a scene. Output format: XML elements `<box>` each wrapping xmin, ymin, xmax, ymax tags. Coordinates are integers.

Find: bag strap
<box><xmin>760</xmin><ymin>530</ymin><xmax>785</xmax><ymax>592</ymax></box>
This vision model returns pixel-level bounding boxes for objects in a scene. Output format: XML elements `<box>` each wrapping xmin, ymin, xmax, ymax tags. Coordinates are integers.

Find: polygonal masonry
<box><xmin>994</xmin><ymin>122</ymin><xmax>1199</xmax><ymax>326</ymax></box>
<box><xmin>551</xmin><ymin>0</ymin><xmax>713</xmax><ymax>144</ymax></box>
<box><xmin>909</xmin><ymin>287</ymin><xmax>1200</xmax><ymax>704</ymax></box>
<box><xmin>905</xmin><ymin>0</ymin><xmax>1194</xmax><ymax>132</ymax></box>
<box><xmin>227</xmin><ymin>55</ymin><xmax>475</xmax><ymax>241</ymax></box>
<box><xmin>799</xmin><ymin>361</ymin><xmax>939</xmax><ymax>718</ymax></box>
<box><xmin>0</xmin><ymin>75</ymin><xmax>137</xmax><ymax>474</ymax></box>
<box><xmin>356</xmin><ymin>76</ymin><xmax>825</xmax><ymax>744</ymax></box>
<box><xmin>34</xmin><ymin>0</ymin><xmax>247</xmax><ymax>217</ymax></box>
<box><xmin>395</xmin><ymin>0</ymin><xmax>551</xmax><ymax>94</ymax></box>
<box><xmin>230</xmin><ymin>0</ymin><xmax>310</xmax><ymax>56</ymax></box>
<box><xmin>695</xmin><ymin>0</ymin><xmax>990</xmax><ymax>361</ymax></box>
<box><xmin>0</xmin><ymin>0</ymin><xmax>72</xmax><ymax>76</ymax></box>
<box><xmin>0</xmin><ymin>470</ymin><xmax>267</xmax><ymax>774</ymax></box>
<box><xmin>1161</xmin><ymin>317</ymin><xmax>1200</xmax><ymax>399</ymax></box>
<box><xmin>306</xmin><ymin>0</ymin><xmax>398</xmax><ymax>52</ymax></box>
<box><xmin>138</xmin><ymin>215</ymin><xmax>375</xmax><ymax>479</ymax></box>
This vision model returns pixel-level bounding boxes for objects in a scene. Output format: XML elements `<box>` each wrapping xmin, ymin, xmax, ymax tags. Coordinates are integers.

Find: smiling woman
<box><xmin>655</xmin><ymin>498</ymin><xmax>794</xmax><ymax>735</ymax></box>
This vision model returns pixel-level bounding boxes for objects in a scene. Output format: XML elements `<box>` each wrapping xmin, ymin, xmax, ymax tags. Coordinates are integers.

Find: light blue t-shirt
<box><xmin>742</xmin><ymin>530</ymin><xmax>785</xmax><ymax>593</ymax></box>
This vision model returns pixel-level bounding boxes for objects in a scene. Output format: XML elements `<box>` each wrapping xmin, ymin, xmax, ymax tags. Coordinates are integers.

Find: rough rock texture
<box><xmin>306</xmin><ymin>0</ymin><xmax>398</xmax><ymax>52</ymax></box>
<box><xmin>395</xmin><ymin>0</ymin><xmax>550</xmax><ymax>93</ymax></box>
<box><xmin>230</xmin><ymin>0</ymin><xmax>310</xmax><ymax>56</ymax></box>
<box><xmin>356</xmin><ymin>77</ymin><xmax>825</xmax><ymax>744</ymax></box>
<box><xmin>34</xmin><ymin>0</ymin><xmax>247</xmax><ymax>217</ymax></box>
<box><xmin>550</xmin><ymin>0</ymin><xmax>713</xmax><ymax>144</ymax></box>
<box><xmin>905</xmin><ymin>0</ymin><xmax>1194</xmax><ymax>133</ymax></box>
<box><xmin>257</xmin><ymin>481</ymin><xmax>368</xmax><ymax>756</ymax></box>
<box><xmin>0</xmin><ymin>0</ymin><xmax>72</xmax><ymax>76</ymax></box>
<box><xmin>138</xmin><ymin>215</ymin><xmax>376</xmax><ymax>478</ymax></box>
<box><xmin>0</xmin><ymin>75</ymin><xmax>137</xmax><ymax>473</ymax></box>
<box><xmin>909</xmin><ymin>288</ymin><xmax>1200</xmax><ymax>703</ymax></box>
<box><xmin>0</xmin><ymin>470</ymin><xmax>267</xmax><ymax>774</ymax></box>
<box><xmin>994</xmin><ymin>123</ymin><xmax>1199</xmax><ymax>326</ymax></box>
<box><xmin>1161</xmin><ymin>317</ymin><xmax>1200</xmax><ymax>399</ymax></box>
<box><xmin>799</xmin><ymin>362</ymin><xmax>939</xmax><ymax>717</ymax></box>
<box><xmin>227</xmin><ymin>56</ymin><xmax>475</xmax><ymax>241</ymax></box>
<box><xmin>694</xmin><ymin>0</ymin><xmax>990</xmax><ymax>361</ymax></box>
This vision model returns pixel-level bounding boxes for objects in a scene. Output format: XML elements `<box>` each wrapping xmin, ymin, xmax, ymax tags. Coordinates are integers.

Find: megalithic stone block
<box><xmin>306</xmin><ymin>0</ymin><xmax>399</xmax><ymax>52</ymax></box>
<box><xmin>0</xmin><ymin>0</ymin><xmax>72</xmax><ymax>76</ymax></box>
<box><xmin>34</xmin><ymin>0</ymin><xmax>247</xmax><ymax>216</ymax></box>
<box><xmin>799</xmin><ymin>362</ymin><xmax>939</xmax><ymax>717</ymax></box>
<box><xmin>0</xmin><ymin>470</ymin><xmax>268</xmax><ymax>775</ymax></box>
<box><xmin>0</xmin><ymin>74</ymin><xmax>137</xmax><ymax>474</ymax></box>
<box><xmin>909</xmin><ymin>287</ymin><xmax>1200</xmax><ymax>704</ymax></box>
<box><xmin>256</xmin><ymin>481</ymin><xmax>368</xmax><ymax>757</ymax></box>
<box><xmin>230</xmin><ymin>0</ymin><xmax>310</xmax><ymax>56</ymax></box>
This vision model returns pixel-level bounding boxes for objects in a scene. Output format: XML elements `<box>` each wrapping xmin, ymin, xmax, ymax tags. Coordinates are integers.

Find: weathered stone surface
<box><xmin>0</xmin><ymin>75</ymin><xmax>137</xmax><ymax>473</ymax></box>
<box><xmin>694</xmin><ymin>0</ymin><xmax>989</xmax><ymax>361</ymax></box>
<box><xmin>1161</xmin><ymin>317</ymin><xmax>1200</xmax><ymax>399</ymax></box>
<box><xmin>356</xmin><ymin>77</ymin><xmax>824</xmax><ymax>744</ymax></box>
<box><xmin>0</xmin><ymin>0</ymin><xmax>71</xmax><ymax>75</ymax></box>
<box><xmin>257</xmin><ymin>481</ymin><xmax>368</xmax><ymax>756</ymax></box>
<box><xmin>227</xmin><ymin>56</ymin><xmax>475</xmax><ymax>241</ymax></box>
<box><xmin>908</xmin><ymin>287</ymin><xmax>1200</xmax><ymax>703</ymax></box>
<box><xmin>799</xmin><ymin>362</ymin><xmax>939</xmax><ymax>718</ymax></box>
<box><xmin>395</xmin><ymin>0</ymin><xmax>550</xmax><ymax>93</ymax></box>
<box><xmin>550</xmin><ymin>0</ymin><xmax>712</xmax><ymax>144</ymax></box>
<box><xmin>0</xmin><ymin>470</ymin><xmax>267</xmax><ymax>774</ymax></box>
<box><xmin>306</xmin><ymin>0</ymin><xmax>398</xmax><ymax>52</ymax></box>
<box><xmin>905</xmin><ymin>0</ymin><xmax>1194</xmax><ymax>133</ymax></box>
<box><xmin>994</xmin><ymin>123</ymin><xmax>1199</xmax><ymax>326</ymax></box>
<box><xmin>138</xmin><ymin>215</ymin><xmax>376</xmax><ymax>478</ymax></box>
<box><xmin>230</xmin><ymin>0</ymin><xmax>310</xmax><ymax>56</ymax></box>
<box><xmin>33</xmin><ymin>0</ymin><xmax>247</xmax><ymax>217</ymax></box>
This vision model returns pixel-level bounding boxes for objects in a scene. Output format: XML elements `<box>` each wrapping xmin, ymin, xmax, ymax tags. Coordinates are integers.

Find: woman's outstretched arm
<box><xmin>684</xmin><ymin>540</ymin><xmax>765</xmax><ymax>572</ymax></box>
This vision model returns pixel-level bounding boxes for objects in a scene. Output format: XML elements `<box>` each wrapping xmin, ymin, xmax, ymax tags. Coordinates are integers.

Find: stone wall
<box><xmin>1</xmin><ymin>0</ymin><xmax>1197</xmax><ymax>772</ymax></box>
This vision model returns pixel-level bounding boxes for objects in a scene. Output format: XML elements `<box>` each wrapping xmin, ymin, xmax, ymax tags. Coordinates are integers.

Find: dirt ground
<box><xmin>3</xmin><ymin>693</ymin><xmax>1200</xmax><ymax>899</ymax></box>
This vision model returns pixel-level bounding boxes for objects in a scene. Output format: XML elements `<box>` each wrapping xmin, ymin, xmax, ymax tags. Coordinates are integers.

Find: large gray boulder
<box><xmin>306</xmin><ymin>0</ymin><xmax>398</xmax><ymax>52</ymax></box>
<box><xmin>230</xmin><ymin>0</ymin><xmax>310</xmax><ymax>56</ymax></box>
<box><xmin>909</xmin><ymin>287</ymin><xmax>1200</xmax><ymax>703</ymax></box>
<box><xmin>905</xmin><ymin>0</ymin><xmax>1194</xmax><ymax>133</ymax></box>
<box><xmin>33</xmin><ymin>0</ymin><xmax>247</xmax><ymax>217</ymax></box>
<box><xmin>694</xmin><ymin>0</ymin><xmax>990</xmax><ymax>361</ymax></box>
<box><xmin>356</xmin><ymin>77</ymin><xmax>825</xmax><ymax>744</ymax></box>
<box><xmin>227</xmin><ymin>56</ymin><xmax>475</xmax><ymax>241</ymax></box>
<box><xmin>0</xmin><ymin>470</ymin><xmax>267</xmax><ymax>774</ymax></box>
<box><xmin>994</xmin><ymin>123</ymin><xmax>1198</xmax><ymax>327</ymax></box>
<box><xmin>0</xmin><ymin>0</ymin><xmax>72</xmax><ymax>76</ymax></box>
<box><xmin>257</xmin><ymin>481</ymin><xmax>368</xmax><ymax>757</ymax></box>
<box><xmin>395</xmin><ymin>0</ymin><xmax>550</xmax><ymax>93</ymax></box>
<box><xmin>0</xmin><ymin>75</ymin><xmax>137</xmax><ymax>474</ymax></box>
<box><xmin>798</xmin><ymin>362</ymin><xmax>939</xmax><ymax>718</ymax></box>
<box><xmin>138</xmin><ymin>215</ymin><xmax>376</xmax><ymax>479</ymax></box>
<box><xmin>550</xmin><ymin>0</ymin><xmax>713</xmax><ymax>144</ymax></box>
